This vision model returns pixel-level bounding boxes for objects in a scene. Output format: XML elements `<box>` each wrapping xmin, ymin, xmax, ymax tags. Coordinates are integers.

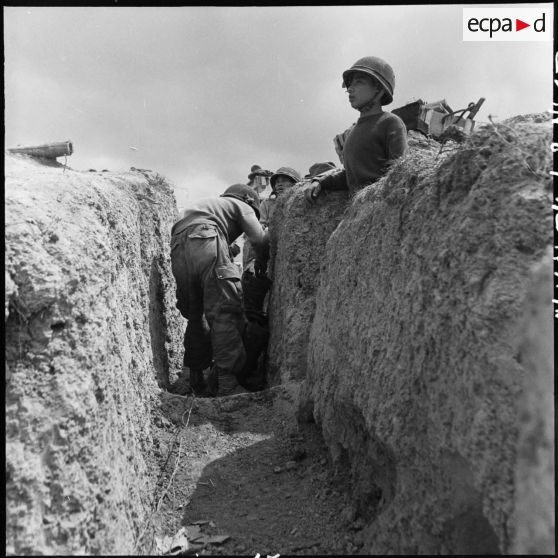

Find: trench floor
<box><xmin>143</xmin><ymin>384</ymin><xmax>366</xmax><ymax>556</ymax></box>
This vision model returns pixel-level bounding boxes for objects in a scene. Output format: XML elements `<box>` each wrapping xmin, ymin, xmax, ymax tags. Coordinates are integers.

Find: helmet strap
<box><xmin>356</xmin><ymin>88</ymin><xmax>384</xmax><ymax>113</ymax></box>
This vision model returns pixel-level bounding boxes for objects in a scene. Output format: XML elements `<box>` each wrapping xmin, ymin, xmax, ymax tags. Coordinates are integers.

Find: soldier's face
<box><xmin>346</xmin><ymin>73</ymin><xmax>380</xmax><ymax>109</ymax></box>
<box><xmin>274</xmin><ymin>176</ymin><xmax>294</xmax><ymax>195</ymax></box>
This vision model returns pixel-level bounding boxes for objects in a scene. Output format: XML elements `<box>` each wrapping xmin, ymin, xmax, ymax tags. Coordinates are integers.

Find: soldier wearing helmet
<box><xmin>170</xmin><ymin>184</ymin><xmax>269</xmax><ymax>397</ymax></box>
<box><xmin>261</xmin><ymin>167</ymin><xmax>302</xmax><ymax>226</ymax></box>
<box><xmin>247</xmin><ymin>164</ymin><xmax>273</xmax><ymax>196</ymax></box>
<box><xmin>304</xmin><ymin>56</ymin><xmax>408</xmax><ymax>202</ymax></box>
<box><xmin>240</xmin><ymin>165</ymin><xmax>301</xmax><ymax>277</ymax></box>
<box><xmin>305</xmin><ymin>161</ymin><xmax>337</xmax><ymax>180</ymax></box>
<box><xmin>231</xmin><ymin>164</ymin><xmax>273</xmax><ymax>271</ymax></box>
<box><xmin>241</xmin><ymin>165</ymin><xmax>301</xmax><ymax>314</ymax></box>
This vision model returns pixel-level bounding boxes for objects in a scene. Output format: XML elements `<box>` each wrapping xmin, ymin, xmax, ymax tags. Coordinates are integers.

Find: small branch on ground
<box><xmin>134</xmin><ymin>395</ymin><xmax>197</xmax><ymax>552</ymax></box>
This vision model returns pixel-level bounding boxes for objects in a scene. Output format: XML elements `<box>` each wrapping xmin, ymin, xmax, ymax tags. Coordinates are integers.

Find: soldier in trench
<box><xmin>260</xmin><ymin>166</ymin><xmax>302</xmax><ymax>227</ymax></box>
<box><xmin>304</xmin><ymin>56</ymin><xmax>408</xmax><ymax>203</ymax></box>
<box><xmin>230</xmin><ymin>164</ymin><xmax>273</xmax><ymax>270</ymax></box>
<box><xmin>240</xmin><ymin>166</ymin><xmax>302</xmax><ymax>282</ymax></box>
<box><xmin>235</xmin><ymin>166</ymin><xmax>303</xmax><ymax>391</ymax></box>
<box><xmin>170</xmin><ymin>184</ymin><xmax>269</xmax><ymax>397</ymax></box>
<box><xmin>303</xmin><ymin>161</ymin><xmax>338</xmax><ymax>183</ymax></box>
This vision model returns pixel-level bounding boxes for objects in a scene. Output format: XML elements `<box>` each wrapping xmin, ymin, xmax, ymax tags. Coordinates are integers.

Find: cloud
<box><xmin>5</xmin><ymin>5</ymin><xmax>552</xmax><ymax>211</ymax></box>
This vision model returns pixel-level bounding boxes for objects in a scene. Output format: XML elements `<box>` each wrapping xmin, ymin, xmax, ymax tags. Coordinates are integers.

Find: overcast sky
<box><xmin>4</xmin><ymin>4</ymin><xmax>553</xmax><ymax>208</ymax></box>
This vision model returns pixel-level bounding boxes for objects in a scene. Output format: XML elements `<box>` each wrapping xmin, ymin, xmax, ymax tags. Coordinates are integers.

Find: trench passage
<box><xmin>146</xmin><ymin>388</ymin><xmax>366</xmax><ymax>555</ymax></box>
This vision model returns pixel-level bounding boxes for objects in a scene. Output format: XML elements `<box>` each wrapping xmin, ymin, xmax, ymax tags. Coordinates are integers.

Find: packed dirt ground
<box><xmin>143</xmin><ymin>384</ymin><xmax>365</xmax><ymax>556</ymax></box>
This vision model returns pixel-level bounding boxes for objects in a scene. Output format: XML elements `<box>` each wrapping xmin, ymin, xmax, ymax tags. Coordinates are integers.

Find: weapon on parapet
<box><xmin>392</xmin><ymin>97</ymin><xmax>486</xmax><ymax>139</ymax></box>
<box><xmin>7</xmin><ymin>140</ymin><xmax>73</xmax><ymax>160</ymax></box>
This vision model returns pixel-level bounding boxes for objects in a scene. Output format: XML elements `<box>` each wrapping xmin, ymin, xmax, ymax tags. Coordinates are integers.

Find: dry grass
<box><xmin>350</xmin><ymin>112</ymin><xmax>551</xmax><ymax>209</ymax></box>
<box><xmin>405</xmin><ymin>113</ymin><xmax>549</xmax><ymax>192</ymax></box>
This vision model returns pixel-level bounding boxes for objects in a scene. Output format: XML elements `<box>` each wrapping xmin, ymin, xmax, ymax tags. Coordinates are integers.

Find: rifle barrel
<box><xmin>8</xmin><ymin>141</ymin><xmax>73</xmax><ymax>159</ymax></box>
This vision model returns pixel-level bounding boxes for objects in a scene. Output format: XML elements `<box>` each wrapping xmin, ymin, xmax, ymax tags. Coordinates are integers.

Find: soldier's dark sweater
<box><xmin>321</xmin><ymin>111</ymin><xmax>408</xmax><ymax>195</ymax></box>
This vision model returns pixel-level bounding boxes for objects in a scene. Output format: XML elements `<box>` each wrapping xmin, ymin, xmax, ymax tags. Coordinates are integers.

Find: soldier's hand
<box><xmin>303</xmin><ymin>181</ymin><xmax>321</xmax><ymax>204</ymax></box>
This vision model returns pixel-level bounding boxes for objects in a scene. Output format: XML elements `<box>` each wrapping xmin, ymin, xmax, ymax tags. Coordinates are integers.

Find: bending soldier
<box><xmin>170</xmin><ymin>184</ymin><xmax>269</xmax><ymax>397</ymax></box>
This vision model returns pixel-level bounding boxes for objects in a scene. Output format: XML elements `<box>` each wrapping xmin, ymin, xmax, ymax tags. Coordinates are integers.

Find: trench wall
<box><xmin>512</xmin><ymin>253</ymin><xmax>555</xmax><ymax>554</ymax></box>
<box><xmin>268</xmin><ymin>117</ymin><xmax>554</xmax><ymax>554</ymax></box>
<box><xmin>5</xmin><ymin>155</ymin><xmax>183</xmax><ymax>555</ymax></box>
<box><xmin>267</xmin><ymin>189</ymin><xmax>348</xmax><ymax>384</ymax></box>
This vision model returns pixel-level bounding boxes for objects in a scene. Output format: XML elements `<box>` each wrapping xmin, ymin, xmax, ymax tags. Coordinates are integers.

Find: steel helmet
<box><xmin>221</xmin><ymin>183</ymin><xmax>261</xmax><ymax>219</ymax></box>
<box><xmin>247</xmin><ymin>164</ymin><xmax>273</xmax><ymax>185</ymax></box>
<box><xmin>270</xmin><ymin>167</ymin><xmax>302</xmax><ymax>193</ymax></box>
<box><xmin>342</xmin><ymin>56</ymin><xmax>395</xmax><ymax>105</ymax></box>
<box><xmin>248</xmin><ymin>164</ymin><xmax>266</xmax><ymax>181</ymax></box>
<box><xmin>305</xmin><ymin>161</ymin><xmax>336</xmax><ymax>179</ymax></box>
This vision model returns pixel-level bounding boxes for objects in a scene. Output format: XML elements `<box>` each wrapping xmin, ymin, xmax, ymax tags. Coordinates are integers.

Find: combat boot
<box><xmin>207</xmin><ymin>365</ymin><xmax>249</xmax><ymax>397</ymax></box>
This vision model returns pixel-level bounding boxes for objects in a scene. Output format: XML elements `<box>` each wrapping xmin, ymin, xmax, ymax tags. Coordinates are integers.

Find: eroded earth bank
<box><xmin>5</xmin><ymin>114</ymin><xmax>554</xmax><ymax>555</ymax></box>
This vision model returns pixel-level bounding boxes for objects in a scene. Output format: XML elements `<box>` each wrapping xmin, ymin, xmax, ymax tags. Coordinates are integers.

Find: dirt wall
<box><xmin>268</xmin><ymin>116</ymin><xmax>553</xmax><ymax>554</ymax></box>
<box><xmin>512</xmin><ymin>251</ymin><xmax>554</xmax><ymax>554</ymax></box>
<box><xmin>5</xmin><ymin>155</ymin><xmax>183</xmax><ymax>555</ymax></box>
<box><xmin>267</xmin><ymin>189</ymin><xmax>348</xmax><ymax>384</ymax></box>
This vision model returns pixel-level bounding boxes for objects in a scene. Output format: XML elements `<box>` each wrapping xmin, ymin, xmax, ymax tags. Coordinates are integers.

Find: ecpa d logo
<box><xmin>463</xmin><ymin>7</ymin><xmax>552</xmax><ymax>41</ymax></box>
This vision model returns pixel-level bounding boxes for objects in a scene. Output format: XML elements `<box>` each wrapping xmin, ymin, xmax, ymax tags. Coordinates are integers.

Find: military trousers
<box><xmin>170</xmin><ymin>222</ymin><xmax>247</xmax><ymax>376</ymax></box>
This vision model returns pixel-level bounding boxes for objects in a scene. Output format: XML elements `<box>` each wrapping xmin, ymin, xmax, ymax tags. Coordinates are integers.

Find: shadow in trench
<box><xmin>149</xmin><ymin>257</ymin><xmax>170</xmax><ymax>389</ymax></box>
<box><xmin>154</xmin><ymin>388</ymin><xmax>359</xmax><ymax>555</ymax></box>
